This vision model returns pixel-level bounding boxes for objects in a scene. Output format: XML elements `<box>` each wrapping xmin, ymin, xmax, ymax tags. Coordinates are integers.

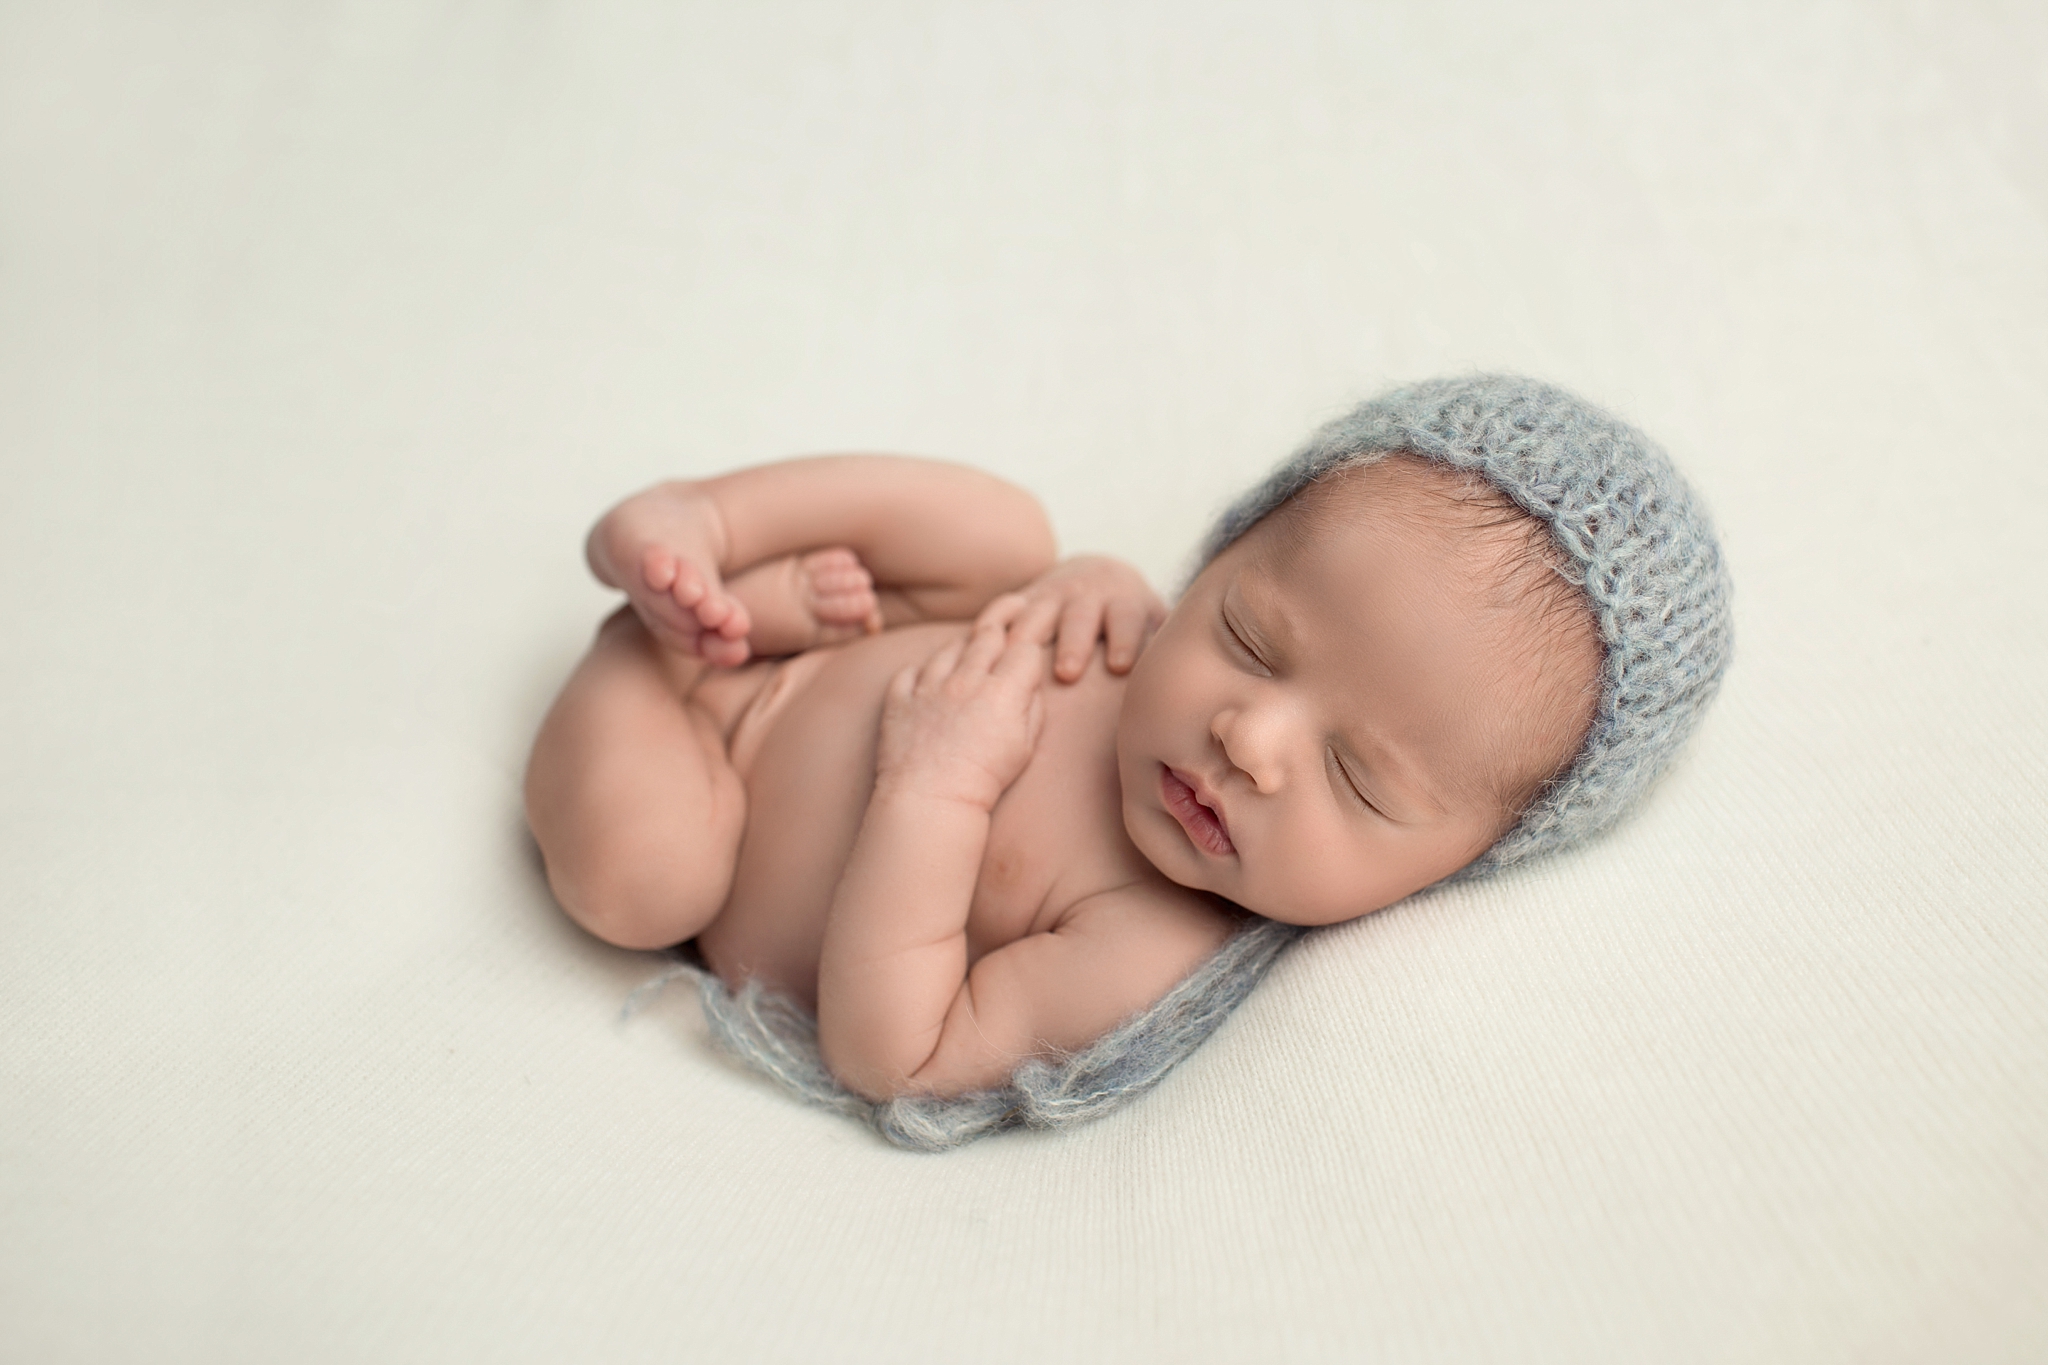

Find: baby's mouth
<box><xmin>1162</xmin><ymin>766</ymin><xmax>1235</xmax><ymax>857</ymax></box>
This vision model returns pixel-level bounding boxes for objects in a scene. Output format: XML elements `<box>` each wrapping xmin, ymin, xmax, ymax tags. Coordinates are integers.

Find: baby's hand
<box><xmin>587</xmin><ymin>483</ymin><xmax>755</xmax><ymax>668</ymax></box>
<box><xmin>875</xmin><ymin>617</ymin><xmax>1045</xmax><ymax>812</ymax></box>
<box><xmin>976</xmin><ymin>555</ymin><xmax>1166</xmax><ymax>683</ymax></box>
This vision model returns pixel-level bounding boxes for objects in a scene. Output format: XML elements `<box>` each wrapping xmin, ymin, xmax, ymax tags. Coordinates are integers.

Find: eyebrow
<box><xmin>1233</xmin><ymin>569</ymin><xmax>1451</xmax><ymax>822</ymax></box>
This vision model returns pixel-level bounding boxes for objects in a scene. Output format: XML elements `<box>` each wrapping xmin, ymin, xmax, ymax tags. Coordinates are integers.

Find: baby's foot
<box><xmin>587</xmin><ymin>483</ymin><xmax>757</xmax><ymax>667</ymax></box>
<box><xmin>725</xmin><ymin>548</ymin><xmax>883</xmax><ymax>657</ymax></box>
<box><xmin>638</xmin><ymin>546</ymin><xmax>756</xmax><ymax>668</ymax></box>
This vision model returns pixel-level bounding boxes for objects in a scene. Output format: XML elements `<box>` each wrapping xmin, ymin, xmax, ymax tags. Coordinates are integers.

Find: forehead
<box><xmin>1255</xmin><ymin>453</ymin><xmax>1576</xmax><ymax>613</ymax></box>
<box><xmin>1239</xmin><ymin>477</ymin><xmax>1510</xmax><ymax>689</ymax></box>
<box><xmin>1268</xmin><ymin>455</ymin><xmax>1536</xmax><ymax>561</ymax></box>
<box><xmin>1250</xmin><ymin>457</ymin><xmax>1518</xmax><ymax>610</ymax></box>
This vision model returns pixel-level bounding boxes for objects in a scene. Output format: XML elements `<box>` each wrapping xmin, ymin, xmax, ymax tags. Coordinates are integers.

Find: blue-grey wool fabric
<box><xmin>639</xmin><ymin>916</ymin><xmax>1303</xmax><ymax>1153</ymax></box>
<box><xmin>661</xmin><ymin>373</ymin><xmax>1732</xmax><ymax>1150</ymax></box>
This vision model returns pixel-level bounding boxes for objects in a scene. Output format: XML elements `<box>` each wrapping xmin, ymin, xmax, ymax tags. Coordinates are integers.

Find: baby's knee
<box><xmin>524</xmin><ymin>741</ymin><xmax>743</xmax><ymax>950</ymax></box>
<box><xmin>538</xmin><ymin>815</ymin><xmax>736</xmax><ymax>951</ymax></box>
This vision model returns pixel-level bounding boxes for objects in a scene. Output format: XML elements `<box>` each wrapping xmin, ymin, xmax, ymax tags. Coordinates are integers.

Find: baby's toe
<box><xmin>810</xmin><ymin>570</ymin><xmax>875</xmax><ymax>603</ymax></box>
<box><xmin>812</xmin><ymin>587</ymin><xmax>879</xmax><ymax>627</ymax></box>
<box><xmin>714</xmin><ymin>593</ymin><xmax>753</xmax><ymax>642</ymax></box>
<box><xmin>641</xmin><ymin>546</ymin><xmax>679</xmax><ymax>592</ymax></box>
<box><xmin>701</xmin><ymin>639</ymin><xmax>750</xmax><ymax>669</ymax></box>
<box><xmin>691</xmin><ymin>588</ymin><xmax>736</xmax><ymax>630</ymax></box>
<box><xmin>802</xmin><ymin>549</ymin><xmax>872</xmax><ymax>593</ymax></box>
<box><xmin>803</xmin><ymin>554</ymin><xmax>879</xmax><ymax>626</ymax></box>
<box><xmin>802</xmin><ymin>547</ymin><xmax>864</xmax><ymax>576</ymax></box>
<box><xmin>666</xmin><ymin>560</ymin><xmax>709</xmax><ymax>609</ymax></box>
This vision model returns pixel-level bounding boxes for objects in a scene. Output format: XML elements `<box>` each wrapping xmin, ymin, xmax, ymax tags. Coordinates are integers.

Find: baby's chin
<box><xmin>1119</xmin><ymin>788</ymin><xmax>1205</xmax><ymax>883</ymax></box>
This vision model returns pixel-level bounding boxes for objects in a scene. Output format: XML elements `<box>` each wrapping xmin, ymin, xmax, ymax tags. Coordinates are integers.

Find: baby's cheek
<box><xmin>1254</xmin><ymin>815</ymin><xmax>1358</xmax><ymax>923</ymax></box>
<box><xmin>1131</xmin><ymin>653</ymin><xmax>1207</xmax><ymax>737</ymax></box>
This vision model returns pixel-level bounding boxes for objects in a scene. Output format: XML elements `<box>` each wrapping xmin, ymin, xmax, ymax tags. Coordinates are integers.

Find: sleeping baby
<box><xmin>524</xmin><ymin>374</ymin><xmax>1732</xmax><ymax>1149</ymax></box>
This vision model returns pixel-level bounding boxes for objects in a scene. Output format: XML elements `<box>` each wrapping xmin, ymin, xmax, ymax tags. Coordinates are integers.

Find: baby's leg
<box><xmin>524</xmin><ymin>609</ymin><xmax>747</xmax><ymax>950</ymax></box>
<box><xmin>723</xmin><ymin>547</ymin><xmax>882</xmax><ymax>657</ymax></box>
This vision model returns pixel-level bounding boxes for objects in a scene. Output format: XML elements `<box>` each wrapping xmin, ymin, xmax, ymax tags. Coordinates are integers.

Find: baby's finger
<box><xmin>917</xmin><ymin>639</ymin><xmax>965</xmax><ymax>690</ymax></box>
<box><xmin>1104</xmin><ymin>598</ymin><xmax>1149</xmax><ymax>673</ymax></box>
<box><xmin>1053</xmin><ymin>599</ymin><xmax>1101</xmax><ymax>682</ymax></box>
<box><xmin>974</xmin><ymin>592</ymin><xmax>1031</xmax><ymax>635</ymax></box>
<box><xmin>1011</xmin><ymin>595</ymin><xmax>1064</xmax><ymax>649</ymax></box>
<box><xmin>959</xmin><ymin>618</ymin><xmax>1010</xmax><ymax>677</ymax></box>
<box><xmin>996</xmin><ymin>628</ymin><xmax>1048</xmax><ymax>690</ymax></box>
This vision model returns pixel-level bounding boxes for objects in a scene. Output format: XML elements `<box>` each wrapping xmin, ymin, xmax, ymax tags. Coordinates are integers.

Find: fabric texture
<box><xmin>7</xmin><ymin>4</ymin><xmax>2046</xmax><ymax>1361</ymax></box>
<box><xmin>653</xmin><ymin>917</ymin><xmax>1303</xmax><ymax>1151</ymax></box>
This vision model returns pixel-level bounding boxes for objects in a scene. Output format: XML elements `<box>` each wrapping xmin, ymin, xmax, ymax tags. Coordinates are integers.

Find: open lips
<box><xmin>1162</xmin><ymin>766</ymin><xmax>1235</xmax><ymax>856</ymax></box>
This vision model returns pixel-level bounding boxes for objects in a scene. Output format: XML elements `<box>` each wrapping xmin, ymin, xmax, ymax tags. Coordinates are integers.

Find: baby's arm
<box><xmin>589</xmin><ymin>457</ymin><xmax>1057</xmax><ymax>666</ymax></box>
<box><xmin>815</xmin><ymin>614</ymin><xmax>1231</xmax><ymax>1100</ymax></box>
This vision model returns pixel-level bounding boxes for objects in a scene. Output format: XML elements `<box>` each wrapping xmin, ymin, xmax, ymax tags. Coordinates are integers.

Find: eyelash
<box><xmin>1222</xmin><ymin>611</ymin><xmax>1264</xmax><ymax>669</ymax></box>
<box><xmin>1330</xmin><ymin>749</ymin><xmax>1380</xmax><ymax>816</ymax></box>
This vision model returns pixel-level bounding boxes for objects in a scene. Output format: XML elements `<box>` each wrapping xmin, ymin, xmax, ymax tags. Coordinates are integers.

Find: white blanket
<box><xmin>4</xmin><ymin>2</ymin><xmax>2043</xmax><ymax>1360</ymax></box>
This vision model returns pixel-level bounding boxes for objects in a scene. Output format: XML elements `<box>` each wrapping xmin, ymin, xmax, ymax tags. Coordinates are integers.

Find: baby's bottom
<box><xmin>525</xmin><ymin>608</ymin><xmax>751</xmax><ymax>950</ymax></box>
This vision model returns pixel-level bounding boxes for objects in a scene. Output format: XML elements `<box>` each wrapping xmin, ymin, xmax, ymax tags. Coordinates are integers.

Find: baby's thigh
<box><xmin>525</xmin><ymin>611</ymin><xmax>748</xmax><ymax>950</ymax></box>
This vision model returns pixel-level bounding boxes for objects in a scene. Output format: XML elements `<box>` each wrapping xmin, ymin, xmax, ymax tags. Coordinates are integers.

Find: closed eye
<box><xmin>1329</xmin><ymin>748</ymin><xmax>1382</xmax><ymax>817</ymax></box>
<box><xmin>1221</xmin><ymin>608</ymin><xmax>1268</xmax><ymax>673</ymax></box>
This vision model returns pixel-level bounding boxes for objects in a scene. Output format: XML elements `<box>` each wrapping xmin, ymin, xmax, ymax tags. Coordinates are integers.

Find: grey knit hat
<box><xmin>1198</xmin><ymin>372</ymin><xmax>1733</xmax><ymax>878</ymax></box>
<box><xmin>647</xmin><ymin>374</ymin><xmax>1731</xmax><ymax>1150</ymax></box>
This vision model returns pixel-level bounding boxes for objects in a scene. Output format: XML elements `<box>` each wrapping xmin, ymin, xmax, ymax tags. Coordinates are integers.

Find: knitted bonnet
<box><xmin>1197</xmin><ymin>372</ymin><xmax>1734</xmax><ymax>877</ymax></box>
<box><xmin>658</xmin><ymin>374</ymin><xmax>1731</xmax><ymax>1150</ymax></box>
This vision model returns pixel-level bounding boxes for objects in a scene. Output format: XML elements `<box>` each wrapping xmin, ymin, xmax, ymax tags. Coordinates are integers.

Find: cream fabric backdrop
<box><xmin>4</xmin><ymin>3</ymin><xmax>2044</xmax><ymax>1361</ymax></box>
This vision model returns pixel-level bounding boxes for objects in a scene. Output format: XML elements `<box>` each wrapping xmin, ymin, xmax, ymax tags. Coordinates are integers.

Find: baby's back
<box><xmin>692</xmin><ymin>625</ymin><xmax>1193</xmax><ymax>1009</ymax></box>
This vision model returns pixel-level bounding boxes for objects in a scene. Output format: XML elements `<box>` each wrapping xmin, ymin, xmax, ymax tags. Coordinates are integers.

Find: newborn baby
<box><xmin>525</xmin><ymin>375</ymin><xmax>1732</xmax><ymax>1147</ymax></box>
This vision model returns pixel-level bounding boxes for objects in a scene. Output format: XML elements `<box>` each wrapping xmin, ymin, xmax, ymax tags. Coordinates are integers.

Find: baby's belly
<box><xmin>695</xmin><ymin>623</ymin><xmax>970</xmax><ymax>1003</ymax></box>
<box><xmin>693</xmin><ymin>623</ymin><xmax>1133</xmax><ymax>1009</ymax></box>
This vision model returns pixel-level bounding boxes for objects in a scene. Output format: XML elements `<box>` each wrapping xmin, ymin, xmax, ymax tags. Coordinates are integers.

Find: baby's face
<box><xmin>1117</xmin><ymin>472</ymin><xmax>1580</xmax><ymax>925</ymax></box>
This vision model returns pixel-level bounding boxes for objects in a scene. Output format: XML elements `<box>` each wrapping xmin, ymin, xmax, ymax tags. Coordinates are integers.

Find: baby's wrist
<box><xmin>870</xmin><ymin>768</ymin><xmax>1003</xmax><ymax>817</ymax></box>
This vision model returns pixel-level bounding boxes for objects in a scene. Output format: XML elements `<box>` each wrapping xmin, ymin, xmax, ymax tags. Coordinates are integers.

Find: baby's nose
<box><xmin>1212</xmin><ymin>705</ymin><xmax>1285</xmax><ymax>793</ymax></box>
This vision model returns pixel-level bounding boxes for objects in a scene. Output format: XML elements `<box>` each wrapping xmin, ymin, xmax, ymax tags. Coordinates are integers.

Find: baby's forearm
<box><xmin>601</xmin><ymin>456</ymin><xmax>1057</xmax><ymax>621</ymax></box>
<box><xmin>815</xmin><ymin>787</ymin><xmax>990</xmax><ymax>1100</ymax></box>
